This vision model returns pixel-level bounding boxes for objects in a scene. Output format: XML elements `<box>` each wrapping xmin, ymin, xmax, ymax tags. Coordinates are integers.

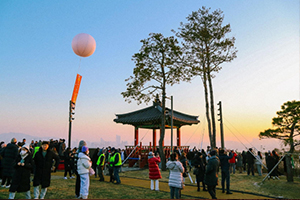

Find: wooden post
<box><xmin>177</xmin><ymin>128</ymin><xmax>181</xmax><ymax>146</ymax></box>
<box><xmin>153</xmin><ymin>129</ymin><xmax>156</xmax><ymax>151</ymax></box>
<box><xmin>134</xmin><ymin>127</ymin><xmax>139</xmax><ymax>146</ymax></box>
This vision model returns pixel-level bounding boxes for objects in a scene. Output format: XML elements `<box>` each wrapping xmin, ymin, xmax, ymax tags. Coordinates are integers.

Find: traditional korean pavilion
<box><xmin>113</xmin><ymin>97</ymin><xmax>200</xmax><ymax>149</ymax></box>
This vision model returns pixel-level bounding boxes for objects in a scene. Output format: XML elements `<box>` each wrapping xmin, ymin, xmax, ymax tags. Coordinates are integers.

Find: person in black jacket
<box><xmin>187</xmin><ymin>149</ymin><xmax>195</xmax><ymax>171</ymax></box>
<box><xmin>8</xmin><ymin>145</ymin><xmax>33</xmax><ymax>199</ymax></box>
<box><xmin>0</xmin><ymin>138</ymin><xmax>18</xmax><ymax>188</ymax></box>
<box><xmin>218</xmin><ymin>149</ymin><xmax>233</xmax><ymax>194</ymax></box>
<box><xmin>0</xmin><ymin>142</ymin><xmax>6</xmax><ymax>181</ymax></box>
<box><xmin>242</xmin><ymin>151</ymin><xmax>247</xmax><ymax>172</ymax></box>
<box><xmin>33</xmin><ymin>141</ymin><xmax>60</xmax><ymax>199</ymax></box>
<box><xmin>180</xmin><ymin>152</ymin><xmax>188</xmax><ymax>178</ymax></box>
<box><xmin>192</xmin><ymin>152</ymin><xmax>206</xmax><ymax>192</ymax></box>
<box><xmin>91</xmin><ymin>148</ymin><xmax>100</xmax><ymax>178</ymax></box>
<box><xmin>63</xmin><ymin>147</ymin><xmax>74</xmax><ymax>179</ymax></box>
<box><xmin>204</xmin><ymin>150</ymin><xmax>219</xmax><ymax>199</ymax></box>
<box><xmin>246</xmin><ymin>148</ymin><xmax>255</xmax><ymax>176</ymax></box>
<box><xmin>266</xmin><ymin>152</ymin><xmax>278</xmax><ymax>179</ymax></box>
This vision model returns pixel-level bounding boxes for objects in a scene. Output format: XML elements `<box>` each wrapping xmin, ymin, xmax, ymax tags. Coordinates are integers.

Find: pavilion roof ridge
<box><xmin>114</xmin><ymin>104</ymin><xmax>157</xmax><ymax>117</ymax></box>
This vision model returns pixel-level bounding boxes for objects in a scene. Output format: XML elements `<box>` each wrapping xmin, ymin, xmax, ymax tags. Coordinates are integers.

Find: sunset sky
<box><xmin>0</xmin><ymin>0</ymin><xmax>299</xmax><ymax>150</ymax></box>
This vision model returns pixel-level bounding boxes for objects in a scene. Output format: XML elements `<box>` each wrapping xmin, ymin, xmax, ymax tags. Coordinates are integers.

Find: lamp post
<box><xmin>68</xmin><ymin>101</ymin><xmax>75</xmax><ymax>148</ymax></box>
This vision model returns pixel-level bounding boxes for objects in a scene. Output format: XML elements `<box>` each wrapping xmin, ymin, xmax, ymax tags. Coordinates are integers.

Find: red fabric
<box><xmin>229</xmin><ymin>152</ymin><xmax>237</xmax><ymax>163</ymax></box>
<box><xmin>148</xmin><ymin>157</ymin><xmax>162</xmax><ymax>180</ymax></box>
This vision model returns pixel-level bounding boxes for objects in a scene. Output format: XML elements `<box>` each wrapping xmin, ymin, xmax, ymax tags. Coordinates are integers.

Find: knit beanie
<box><xmin>82</xmin><ymin>146</ymin><xmax>89</xmax><ymax>153</ymax></box>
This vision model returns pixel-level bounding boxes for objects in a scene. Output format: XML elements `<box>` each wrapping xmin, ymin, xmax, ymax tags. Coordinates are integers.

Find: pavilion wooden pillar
<box><xmin>134</xmin><ymin>126</ymin><xmax>139</xmax><ymax>146</ymax></box>
<box><xmin>152</xmin><ymin>129</ymin><xmax>156</xmax><ymax>151</ymax></box>
<box><xmin>177</xmin><ymin>128</ymin><xmax>181</xmax><ymax>146</ymax></box>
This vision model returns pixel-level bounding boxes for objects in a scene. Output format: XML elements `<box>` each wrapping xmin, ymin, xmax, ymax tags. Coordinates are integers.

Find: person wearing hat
<box><xmin>0</xmin><ymin>138</ymin><xmax>18</xmax><ymax>188</ymax></box>
<box><xmin>148</xmin><ymin>151</ymin><xmax>161</xmax><ymax>191</ymax></box>
<box><xmin>8</xmin><ymin>145</ymin><xmax>33</xmax><ymax>199</ymax></box>
<box><xmin>33</xmin><ymin>141</ymin><xmax>60</xmax><ymax>199</ymax></box>
<box><xmin>77</xmin><ymin>146</ymin><xmax>92</xmax><ymax>199</ymax></box>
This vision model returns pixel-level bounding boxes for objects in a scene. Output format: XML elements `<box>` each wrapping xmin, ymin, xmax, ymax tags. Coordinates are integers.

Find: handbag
<box><xmin>89</xmin><ymin>167</ymin><xmax>95</xmax><ymax>176</ymax></box>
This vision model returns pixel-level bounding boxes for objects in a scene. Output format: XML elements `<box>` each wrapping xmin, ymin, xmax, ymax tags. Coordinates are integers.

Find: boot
<box><xmin>150</xmin><ymin>180</ymin><xmax>154</xmax><ymax>190</ymax></box>
<box><xmin>155</xmin><ymin>180</ymin><xmax>159</xmax><ymax>191</ymax></box>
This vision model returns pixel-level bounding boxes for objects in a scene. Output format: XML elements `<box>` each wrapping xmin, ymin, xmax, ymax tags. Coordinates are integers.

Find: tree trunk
<box><xmin>285</xmin><ymin>154</ymin><xmax>294</xmax><ymax>182</ymax></box>
<box><xmin>159</xmin><ymin>95</ymin><xmax>166</xmax><ymax>171</ymax></box>
<box><xmin>205</xmin><ymin>41</ymin><xmax>216</xmax><ymax>149</ymax></box>
<box><xmin>159</xmin><ymin>65</ymin><xmax>167</xmax><ymax>171</ymax></box>
<box><xmin>202</xmin><ymin>68</ymin><xmax>213</xmax><ymax>148</ymax></box>
<box><xmin>289</xmin><ymin>124</ymin><xmax>295</xmax><ymax>153</ymax></box>
<box><xmin>207</xmin><ymin>70</ymin><xmax>216</xmax><ymax>148</ymax></box>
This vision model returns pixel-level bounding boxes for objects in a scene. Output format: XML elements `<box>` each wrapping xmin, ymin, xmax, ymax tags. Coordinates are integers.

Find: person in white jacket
<box><xmin>166</xmin><ymin>153</ymin><xmax>184</xmax><ymax>199</ymax></box>
<box><xmin>77</xmin><ymin>146</ymin><xmax>92</xmax><ymax>199</ymax></box>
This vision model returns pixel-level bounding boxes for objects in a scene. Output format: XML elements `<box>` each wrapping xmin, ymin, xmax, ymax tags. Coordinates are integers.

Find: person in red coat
<box><xmin>229</xmin><ymin>150</ymin><xmax>237</xmax><ymax>174</ymax></box>
<box><xmin>148</xmin><ymin>151</ymin><xmax>161</xmax><ymax>191</ymax></box>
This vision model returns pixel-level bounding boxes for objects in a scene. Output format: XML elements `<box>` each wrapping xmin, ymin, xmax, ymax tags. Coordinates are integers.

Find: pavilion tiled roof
<box><xmin>114</xmin><ymin>102</ymin><xmax>200</xmax><ymax>128</ymax></box>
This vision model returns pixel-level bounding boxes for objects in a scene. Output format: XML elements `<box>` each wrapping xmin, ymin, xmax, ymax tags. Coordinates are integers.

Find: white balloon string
<box><xmin>77</xmin><ymin>58</ymin><xmax>82</xmax><ymax>73</ymax></box>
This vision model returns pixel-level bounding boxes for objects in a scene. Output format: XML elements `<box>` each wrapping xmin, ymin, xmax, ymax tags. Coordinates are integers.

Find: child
<box><xmin>77</xmin><ymin>146</ymin><xmax>92</xmax><ymax>199</ymax></box>
<box><xmin>8</xmin><ymin>145</ymin><xmax>33</xmax><ymax>199</ymax></box>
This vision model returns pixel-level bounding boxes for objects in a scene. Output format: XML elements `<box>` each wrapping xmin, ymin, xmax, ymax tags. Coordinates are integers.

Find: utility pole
<box><xmin>68</xmin><ymin>101</ymin><xmax>75</xmax><ymax>148</ymax></box>
<box><xmin>165</xmin><ymin>95</ymin><xmax>174</xmax><ymax>153</ymax></box>
<box><xmin>217</xmin><ymin>101</ymin><xmax>224</xmax><ymax>149</ymax></box>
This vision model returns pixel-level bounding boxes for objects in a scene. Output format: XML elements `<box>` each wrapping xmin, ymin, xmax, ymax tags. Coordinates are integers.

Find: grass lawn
<box><xmin>0</xmin><ymin>168</ymin><xmax>299</xmax><ymax>199</ymax></box>
<box><xmin>123</xmin><ymin>169</ymin><xmax>300</xmax><ymax>199</ymax></box>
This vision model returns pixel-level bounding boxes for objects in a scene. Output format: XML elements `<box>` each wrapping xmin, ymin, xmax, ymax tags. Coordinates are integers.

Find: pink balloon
<box><xmin>72</xmin><ymin>33</ymin><xmax>96</xmax><ymax>57</ymax></box>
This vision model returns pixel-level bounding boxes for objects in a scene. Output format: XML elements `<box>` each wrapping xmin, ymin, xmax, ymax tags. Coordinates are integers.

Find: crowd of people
<box><xmin>0</xmin><ymin>138</ymin><xmax>127</xmax><ymax>199</ymax></box>
<box><xmin>0</xmin><ymin>137</ymin><xmax>291</xmax><ymax>199</ymax></box>
<box><xmin>146</xmin><ymin>146</ymin><xmax>290</xmax><ymax>199</ymax></box>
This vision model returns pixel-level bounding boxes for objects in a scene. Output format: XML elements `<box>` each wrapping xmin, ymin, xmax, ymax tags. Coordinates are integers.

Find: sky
<box><xmin>0</xmin><ymin>0</ymin><xmax>299</xmax><ymax>151</ymax></box>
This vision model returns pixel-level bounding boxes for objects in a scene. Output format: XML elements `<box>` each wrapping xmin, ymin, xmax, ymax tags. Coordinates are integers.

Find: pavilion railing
<box><xmin>125</xmin><ymin>143</ymin><xmax>190</xmax><ymax>168</ymax></box>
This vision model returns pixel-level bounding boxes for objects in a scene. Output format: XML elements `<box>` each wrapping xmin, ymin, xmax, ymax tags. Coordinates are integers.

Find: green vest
<box><xmin>109</xmin><ymin>154</ymin><xmax>114</xmax><ymax>167</ymax></box>
<box><xmin>97</xmin><ymin>153</ymin><xmax>105</xmax><ymax>166</ymax></box>
<box><xmin>32</xmin><ymin>146</ymin><xmax>40</xmax><ymax>158</ymax></box>
<box><xmin>112</xmin><ymin>152</ymin><xmax>122</xmax><ymax>167</ymax></box>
